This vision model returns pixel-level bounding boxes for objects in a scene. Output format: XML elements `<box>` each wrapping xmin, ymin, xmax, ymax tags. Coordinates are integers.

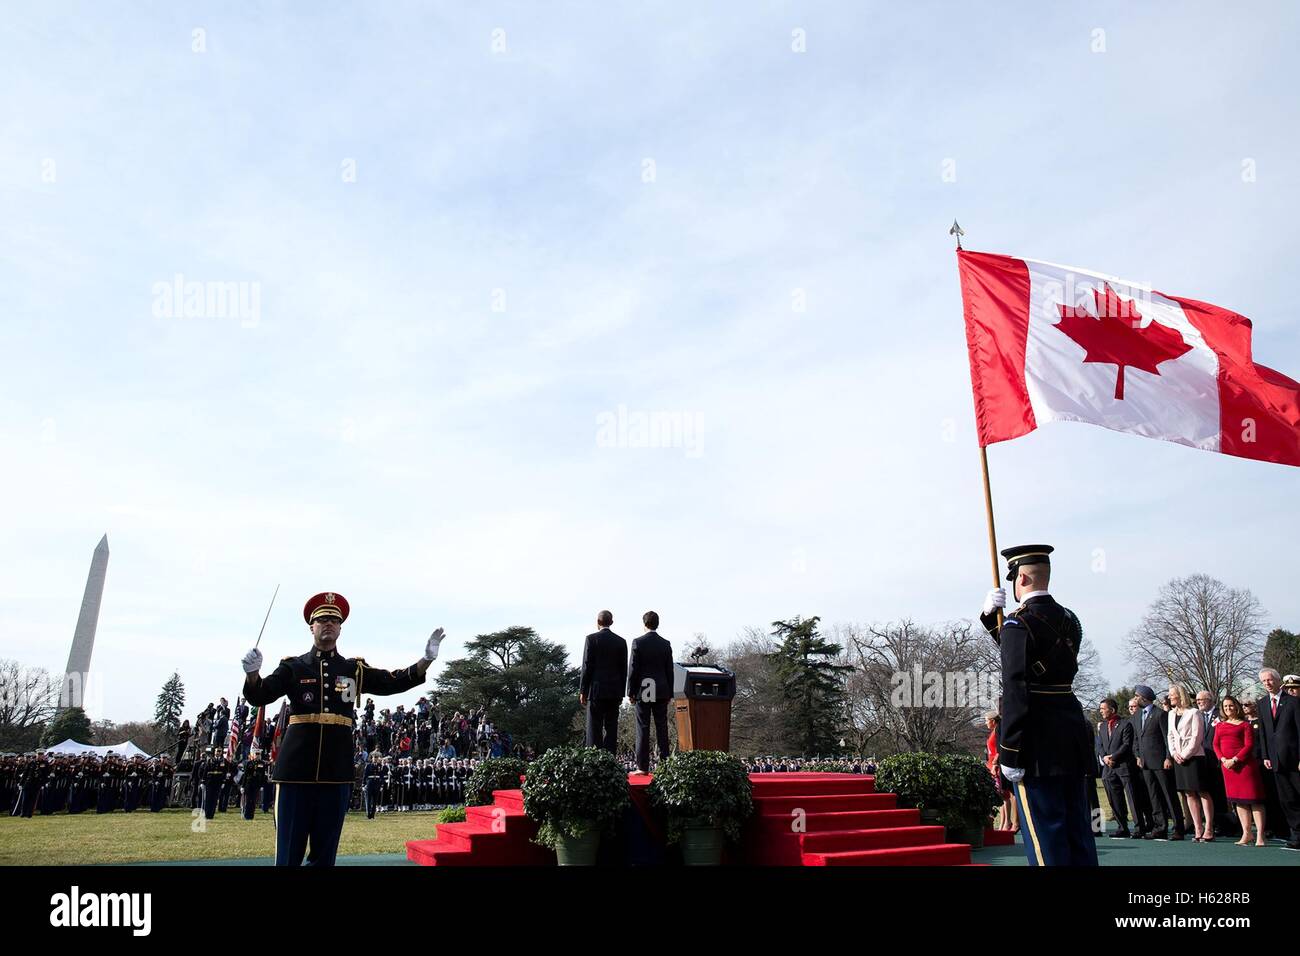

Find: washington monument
<box><xmin>60</xmin><ymin>534</ymin><xmax>109</xmax><ymax>710</ymax></box>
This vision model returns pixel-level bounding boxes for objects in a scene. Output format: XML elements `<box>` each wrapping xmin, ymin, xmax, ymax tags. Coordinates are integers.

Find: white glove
<box><xmin>241</xmin><ymin>648</ymin><xmax>263</xmax><ymax>674</ymax></box>
<box><xmin>982</xmin><ymin>587</ymin><xmax>1007</xmax><ymax>616</ymax></box>
<box><xmin>1002</xmin><ymin>766</ymin><xmax>1025</xmax><ymax>784</ymax></box>
<box><xmin>423</xmin><ymin>628</ymin><xmax>445</xmax><ymax>662</ymax></box>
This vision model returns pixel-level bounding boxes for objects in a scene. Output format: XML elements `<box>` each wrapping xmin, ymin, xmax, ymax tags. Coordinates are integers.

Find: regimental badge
<box><xmin>302</xmin><ymin>691</ymin><xmax>314</xmax><ymax>703</ymax></box>
<box><xmin>326</xmin><ymin>592</ymin><xmax>335</xmax><ymax>604</ymax></box>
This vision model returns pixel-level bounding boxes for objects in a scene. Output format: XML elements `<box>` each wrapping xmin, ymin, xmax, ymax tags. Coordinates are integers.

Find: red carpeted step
<box><xmin>754</xmin><ymin>793</ymin><xmax>896</xmax><ymax>815</ymax></box>
<box><xmin>749</xmin><ymin>776</ymin><xmax>876</xmax><ymax>797</ymax></box>
<box><xmin>799</xmin><ymin>825</ymin><xmax>946</xmax><ymax>854</ymax></box>
<box><xmin>466</xmin><ymin>804</ymin><xmax>528</xmax><ymax>828</ymax></box>
<box><xmin>754</xmin><ymin>807</ymin><xmax>921</xmax><ymax>833</ymax></box>
<box><xmin>492</xmin><ymin>789</ymin><xmax>524</xmax><ymax>812</ymax></box>
<box><xmin>803</xmin><ymin>843</ymin><xmax>972</xmax><ymax>866</ymax></box>
<box><xmin>745</xmin><ymin>808</ymin><xmax>924</xmax><ymax>865</ymax></box>
<box><xmin>983</xmin><ymin>828</ymin><xmax>1016</xmax><ymax>846</ymax></box>
<box><xmin>406</xmin><ymin>839</ymin><xmax>472</xmax><ymax>865</ymax></box>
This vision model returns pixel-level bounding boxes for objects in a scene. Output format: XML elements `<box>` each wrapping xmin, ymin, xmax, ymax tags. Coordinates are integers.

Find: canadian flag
<box><xmin>957</xmin><ymin>250</ymin><xmax>1300</xmax><ymax>466</ymax></box>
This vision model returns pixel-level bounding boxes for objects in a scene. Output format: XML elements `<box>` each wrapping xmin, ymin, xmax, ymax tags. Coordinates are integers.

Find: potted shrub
<box><xmin>464</xmin><ymin>756</ymin><xmax>527</xmax><ymax>807</ymax></box>
<box><xmin>648</xmin><ymin>750</ymin><xmax>753</xmax><ymax>865</ymax></box>
<box><xmin>522</xmin><ymin>746</ymin><xmax>629</xmax><ymax>865</ymax></box>
<box><xmin>933</xmin><ymin>753</ymin><xmax>999</xmax><ymax>849</ymax></box>
<box><xmin>874</xmin><ymin>751</ymin><xmax>953</xmax><ymax>825</ymax></box>
<box><xmin>874</xmin><ymin>752</ymin><xmax>999</xmax><ymax>847</ymax></box>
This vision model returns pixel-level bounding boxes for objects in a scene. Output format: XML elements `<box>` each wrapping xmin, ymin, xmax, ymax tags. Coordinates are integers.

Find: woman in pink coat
<box><xmin>1213</xmin><ymin>695</ymin><xmax>1267</xmax><ymax>846</ymax></box>
<box><xmin>1167</xmin><ymin>684</ymin><xmax>1214</xmax><ymax>841</ymax></box>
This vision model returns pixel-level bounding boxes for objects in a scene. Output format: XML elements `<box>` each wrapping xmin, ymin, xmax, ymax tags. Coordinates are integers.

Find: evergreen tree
<box><xmin>41</xmin><ymin>706</ymin><xmax>93</xmax><ymax>747</ymax></box>
<box><xmin>766</xmin><ymin>616</ymin><xmax>851</xmax><ymax>755</ymax></box>
<box><xmin>436</xmin><ymin>627</ymin><xmax>580</xmax><ymax>753</ymax></box>
<box><xmin>1263</xmin><ymin>628</ymin><xmax>1300</xmax><ymax>679</ymax></box>
<box><xmin>154</xmin><ymin>672</ymin><xmax>186</xmax><ymax>750</ymax></box>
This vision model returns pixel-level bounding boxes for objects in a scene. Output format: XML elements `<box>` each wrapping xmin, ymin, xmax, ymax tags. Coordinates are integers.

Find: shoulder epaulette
<box><xmin>351</xmin><ymin>657</ymin><xmax>368</xmax><ymax>665</ymax></box>
<box><xmin>280</xmin><ymin>656</ymin><xmax>295</xmax><ymax>663</ymax></box>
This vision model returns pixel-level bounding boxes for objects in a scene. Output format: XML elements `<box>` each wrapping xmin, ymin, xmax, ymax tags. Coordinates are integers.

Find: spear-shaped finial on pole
<box><xmin>949</xmin><ymin>219</ymin><xmax>965</xmax><ymax>250</ymax></box>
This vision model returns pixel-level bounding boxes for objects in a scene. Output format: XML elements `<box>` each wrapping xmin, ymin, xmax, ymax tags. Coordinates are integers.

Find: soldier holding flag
<box><xmin>980</xmin><ymin>545</ymin><xmax>1098</xmax><ymax>866</ymax></box>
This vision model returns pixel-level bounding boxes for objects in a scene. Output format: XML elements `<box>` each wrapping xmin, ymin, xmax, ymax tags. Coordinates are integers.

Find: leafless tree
<box><xmin>0</xmin><ymin>659</ymin><xmax>57</xmax><ymax>750</ymax></box>
<box><xmin>1125</xmin><ymin>574</ymin><xmax>1267</xmax><ymax>699</ymax></box>
<box><xmin>844</xmin><ymin>620</ymin><xmax>995</xmax><ymax>755</ymax></box>
<box><xmin>717</xmin><ymin>627</ymin><xmax>788</xmax><ymax>756</ymax></box>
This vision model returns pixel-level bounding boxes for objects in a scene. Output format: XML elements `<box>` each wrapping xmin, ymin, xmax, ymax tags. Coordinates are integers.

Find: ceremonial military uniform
<box><xmin>240</xmin><ymin>754</ymin><xmax>268</xmax><ymax>820</ymax></box>
<box><xmin>243</xmin><ymin>591</ymin><xmax>433</xmax><ymax>866</ymax></box>
<box><xmin>981</xmin><ymin>544</ymin><xmax>1098</xmax><ymax>866</ymax></box>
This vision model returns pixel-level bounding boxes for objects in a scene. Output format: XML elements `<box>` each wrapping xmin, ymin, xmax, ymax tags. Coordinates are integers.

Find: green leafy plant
<box><xmin>798</xmin><ymin>759</ymin><xmax>857</xmax><ymax>774</ymax></box>
<box><xmin>648</xmin><ymin>750</ymin><xmax>754</xmax><ymax>843</ymax></box>
<box><xmin>464</xmin><ymin>756</ymin><xmax>527</xmax><ymax>807</ymax></box>
<box><xmin>435</xmin><ymin>805</ymin><xmax>466</xmax><ymax>824</ymax></box>
<box><xmin>875</xmin><ymin>751</ymin><xmax>998</xmax><ymax>828</ymax></box>
<box><xmin>522</xmin><ymin>745</ymin><xmax>629</xmax><ymax>849</ymax></box>
<box><xmin>933</xmin><ymin>752</ymin><xmax>1000</xmax><ymax>829</ymax></box>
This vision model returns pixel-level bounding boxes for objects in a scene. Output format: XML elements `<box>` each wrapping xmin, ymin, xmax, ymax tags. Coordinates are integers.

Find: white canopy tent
<box><xmin>42</xmin><ymin>738</ymin><xmax>153</xmax><ymax>760</ymax></box>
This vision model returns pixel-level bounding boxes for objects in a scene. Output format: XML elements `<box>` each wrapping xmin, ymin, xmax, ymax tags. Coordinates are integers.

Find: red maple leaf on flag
<box><xmin>1054</xmin><ymin>284</ymin><xmax>1192</xmax><ymax>399</ymax></box>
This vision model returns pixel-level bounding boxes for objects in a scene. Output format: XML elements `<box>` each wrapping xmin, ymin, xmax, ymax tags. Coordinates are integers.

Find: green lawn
<box><xmin>0</xmin><ymin>809</ymin><xmax>444</xmax><ymax>865</ymax></box>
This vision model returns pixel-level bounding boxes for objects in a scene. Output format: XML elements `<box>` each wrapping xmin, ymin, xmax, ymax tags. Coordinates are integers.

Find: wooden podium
<box><xmin>673</xmin><ymin>664</ymin><xmax>736</xmax><ymax>752</ymax></box>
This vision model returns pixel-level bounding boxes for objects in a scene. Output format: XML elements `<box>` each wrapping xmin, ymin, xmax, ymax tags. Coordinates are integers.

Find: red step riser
<box><xmin>749</xmin><ymin>778</ymin><xmax>876</xmax><ymax>797</ymax></box>
<box><xmin>806</xmin><ymin>844</ymin><xmax>972</xmax><ymax>866</ymax></box>
<box><xmin>800</xmin><ymin>826</ymin><xmax>946</xmax><ymax>853</ymax></box>
<box><xmin>466</xmin><ymin>805</ymin><xmax>528</xmax><ymax>829</ymax></box>
<box><xmin>492</xmin><ymin>790</ymin><xmax>524</xmax><ymax>811</ymax></box>
<box><xmin>754</xmin><ymin>808</ymin><xmax>921</xmax><ymax>834</ymax></box>
<box><xmin>406</xmin><ymin>837</ymin><xmax>554</xmax><ymax>866</ymax></box>
<box><xmin>754</xmin><ymin>794</ymin><xmax>895</xmax><ymax>815</ymax></box>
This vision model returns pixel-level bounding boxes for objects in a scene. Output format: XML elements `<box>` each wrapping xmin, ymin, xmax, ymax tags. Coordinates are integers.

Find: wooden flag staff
<box><xmin>954</xmin><ymin>219</ymin><xmax>1003</xmax><ymax>632</ymax></box>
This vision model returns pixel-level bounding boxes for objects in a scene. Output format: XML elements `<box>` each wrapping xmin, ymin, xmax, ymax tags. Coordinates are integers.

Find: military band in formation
<box><xmin>360</xmin><ymin>756</ymin><xmax>476</xmax><ymax>817</ymax></box>
<box><xmin>4</xmin><ymin>753</ymin><xmax>174</xmax><ymax>817</ymax></box>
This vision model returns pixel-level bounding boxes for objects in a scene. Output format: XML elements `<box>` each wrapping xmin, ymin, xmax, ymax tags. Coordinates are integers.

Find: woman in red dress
<box><xmin>985</xmin><ymin>712</ymin><xmax>1017</xmax><ymax>832</ymax></box>
<box><xmin>1213</xmin><ymin>696</ymin><xmax>1266</xmax><ymax>846</ymax></box>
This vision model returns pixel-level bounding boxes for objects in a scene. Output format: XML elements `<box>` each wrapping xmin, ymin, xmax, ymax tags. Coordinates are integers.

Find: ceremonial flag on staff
<box><xmin>227</xmin><ymin>703</ymin><xmax>242</xmax><ymax>761</ymax></box>
<box><xmin>270</xmin><ymin>702</ymin><xmax>288</xmax><ymax>761</ymax></box>
<box><xmin>251</xmin><ymin>705</ymin><xmax>265</xmax><ymax>745</ymax></box>
<box><xmin>957</xmin><ymin>250</ymin><xmax>1300</xmax><ymax>466</ymax></box>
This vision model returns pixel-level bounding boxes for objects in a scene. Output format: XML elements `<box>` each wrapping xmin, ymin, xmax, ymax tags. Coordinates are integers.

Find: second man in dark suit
<box><xmin>580</xmin><ymin>610</ymin><xmax>627</xmax><ymax>753</ymax></box>
<box><xmin>628</xmin><ymin>611</ymin><xmax>675</xmax><ymax>774</ymax></box>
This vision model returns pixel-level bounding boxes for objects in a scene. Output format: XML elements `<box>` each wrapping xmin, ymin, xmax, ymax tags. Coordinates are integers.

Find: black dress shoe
<box><xmin>1111</xmin><ymin>830</ymin><xmax>1131</xmax><ymax>838</ymax></box>
<box><xmin>1284</xmin><ymin>840</ymin><xmax>1300</xmax><ymax>851</ymax></box>
<box><xmin>1169</xmin><ymin>832</ymin><xmax>1185</xmax><ymax>841</ymax></box>
<box><xmin>1130</xmin><ymin>830</ymin><xmax>1147</xmax><ymax>839</ymax></box>
<box><xmin>1148</xmin><ymin>831</ymin><xmax>1165</xmax><ymax>840</ymax></box>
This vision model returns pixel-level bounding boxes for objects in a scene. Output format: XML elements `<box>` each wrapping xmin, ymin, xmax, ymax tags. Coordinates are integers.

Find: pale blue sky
<box><xmin>3</xmin><ymin>2</ymin><xmax>1298</xmax><ymax>724</ymax></box>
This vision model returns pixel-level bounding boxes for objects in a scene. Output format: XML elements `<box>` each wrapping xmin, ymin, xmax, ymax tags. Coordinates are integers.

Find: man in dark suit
<box><xmin>1256</xmin><ymin>668</ymin><xmax>1300</xmax><ymax>850</ymax></box>
<box><xmin>579</xmin><ymin>610</ymin><xmax>627</xmax><ymax>753</ymax></box>
<box><xmin>627</xmin><ymin>611</ymin><xmax>675</xmax><ymax>774</ymax></box>
<box><xmin>1096</xmin><ymin>697</ymin><xmax>1141</xmax><ymax>838</ymax></box>
<box><xmin>1133</xmin><ymin>684</ymin><xmax>1186</xmax><ymax>840</ymax></box>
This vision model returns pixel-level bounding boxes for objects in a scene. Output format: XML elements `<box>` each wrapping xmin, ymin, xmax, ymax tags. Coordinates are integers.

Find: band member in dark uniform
<box><xmin>363</xmin><ymin>755</ymin><xmax>383</xmax><ymax>818</ymax></box>
<box><xmin>240</xmin><ymin>747</ymin><xmax>268</xmax><ymax>820</ymax></box>
<box><xmin>980</xmin><ymin>544</ymin><xmax>1097</xmax><ymax>866</ymax></box>
<box><xmin>241</xmin><ymin>590</ymin><xmax>444</xmax><ymax>866</ymax></box>
<box><xmin>150</xmin><ymin>758</ymin><xmax>173</xmax><ymax>812</ymax></box>
<box><xmin>122</xmin><ymin>756</ymin><xmax>144</xmax><ymax>812</ymax></box>
<box><xmin>200</xmin><ymin>747</ymin><xmax>226</xmax><ymax>820</ymax></box>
